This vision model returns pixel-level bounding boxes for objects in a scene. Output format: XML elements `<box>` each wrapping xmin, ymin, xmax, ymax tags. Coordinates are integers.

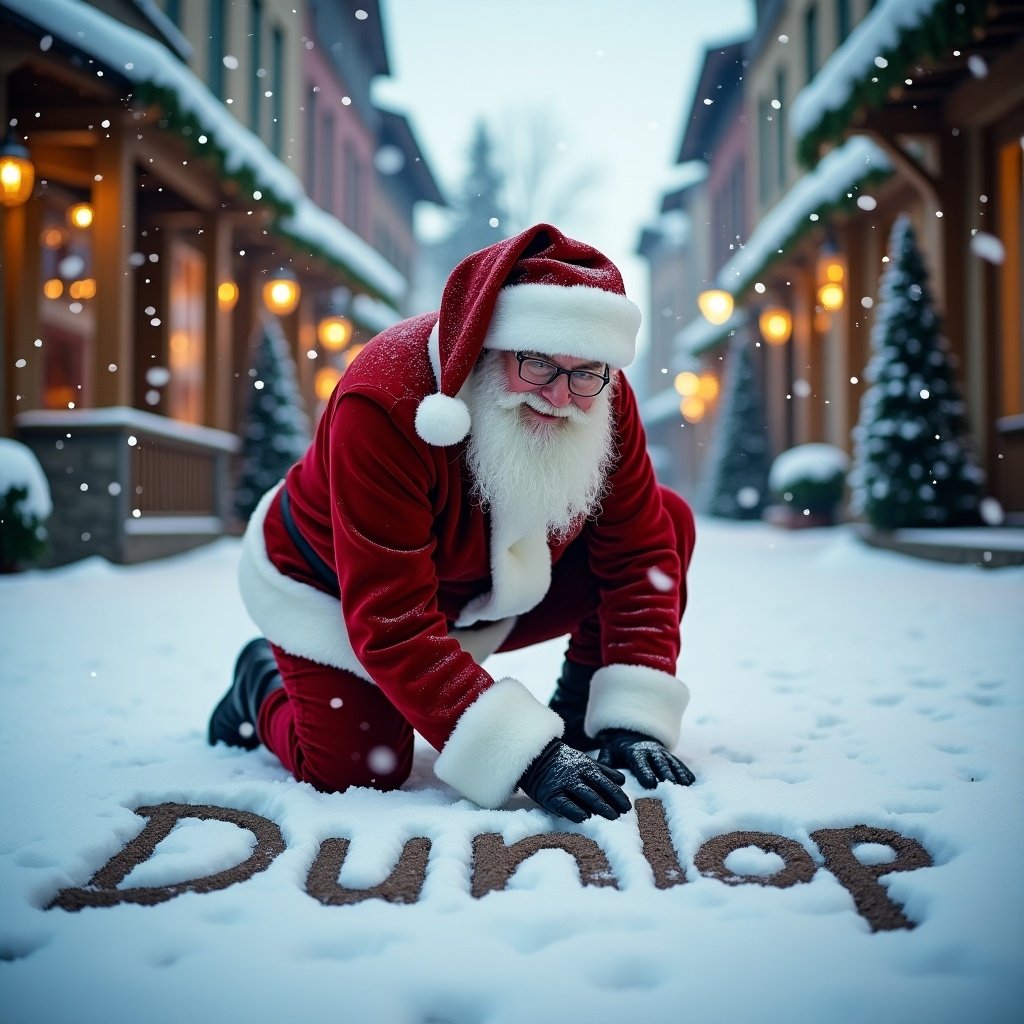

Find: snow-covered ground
<box><xmin>1</xmin><ymin>519</ymin><xmax>1021</xmax><ymax>1023</ymax></box>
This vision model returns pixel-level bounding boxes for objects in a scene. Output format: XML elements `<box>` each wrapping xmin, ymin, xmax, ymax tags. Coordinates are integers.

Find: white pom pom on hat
<box><xmin>413</xmin><ymin>224</ymin><xmax>642</xmax><ymax>448</ymax></box>
<box><xmin>415</xmin><ymin>392</ymin><xmax>473</xmax><ymax>448</ymax></box>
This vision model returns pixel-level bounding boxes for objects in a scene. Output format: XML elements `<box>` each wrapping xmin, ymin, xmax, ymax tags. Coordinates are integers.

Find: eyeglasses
<box><xmin>513</xmin><ymin>352</ymin><xmax>611</xmax><ymax>397</ymax></box>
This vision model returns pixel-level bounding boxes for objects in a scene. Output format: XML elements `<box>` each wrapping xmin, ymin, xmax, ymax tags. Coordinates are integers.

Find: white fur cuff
<box><xmin>584</xmin><ymin>665</ymin><xmax>689</xmax><ymax>750</ymax></box>
<box><xmin>434</xmin><ymin>677</ymin><xmax>564</xmax><ymax>808</ymax></box>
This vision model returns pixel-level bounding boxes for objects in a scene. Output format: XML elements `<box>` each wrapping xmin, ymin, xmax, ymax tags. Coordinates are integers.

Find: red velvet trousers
<box><xmin>259</xmin><ymin>486</ymin><xmax>695</xmax><ymax>793</ymax></box>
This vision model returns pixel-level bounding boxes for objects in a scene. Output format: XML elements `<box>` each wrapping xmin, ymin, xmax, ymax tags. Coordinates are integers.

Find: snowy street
<box><xmin>1</xmin><ymin>519</ymin><xmax>1022</xmax><ymax>1023</ymax></box>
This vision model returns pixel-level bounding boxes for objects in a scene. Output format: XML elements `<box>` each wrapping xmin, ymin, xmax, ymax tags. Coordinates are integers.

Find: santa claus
<box><xmin>210</xmin><ymin>224</ymin><xmax>697</xmax><ymax>823</ymax></box>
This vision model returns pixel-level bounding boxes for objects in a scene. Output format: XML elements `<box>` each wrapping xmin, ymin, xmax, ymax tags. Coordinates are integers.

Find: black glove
<box><xmin>596</xmin><ymin>729</ymin><xmax>696</xmax><ymax>789</ymax></box>
<box><xmin>518</xmin><ymin>739</ymin><xmax>632</xmax><ymax>823</ymax></box>
<box><xmin>547</xmin><ymin>661</ymin><xmax>598</xmax><ymax>751</ymax></box>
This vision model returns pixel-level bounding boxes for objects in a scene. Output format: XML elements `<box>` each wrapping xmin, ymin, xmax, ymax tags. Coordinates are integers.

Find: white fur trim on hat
<box><xmin>434</xmin><ymin>677</ymin><xmax>564</xmax><ymax>808</ymax></box>
<box><xmin>417</xmin><ymin>319</ymin><xmax>472</xmax><ymax>446</ymax></box>
<box><xmin>484</xmin><ymin>283</ymin><xmax>641</xmax><ymax>368</ymax></box>
<box><xmin>584</xmin><ymin>664</ymin><xmax>689</xmax><ymax>749</ymax></box>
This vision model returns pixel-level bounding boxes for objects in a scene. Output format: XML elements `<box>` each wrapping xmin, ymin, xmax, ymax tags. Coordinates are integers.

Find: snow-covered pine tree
<box><xmin>699</xmin><ymin>333</ymin><xmax>771</xmax><ymax>519</ymax></box>
<box><xmin>850</xmin><ymin>215</ymin><xmax>984</xmax><ymax>529</ymax></box>
<box><xmin>233</xmin><ymin>316</ymin><xmax>311</xmax><ymax>522</ymax></box>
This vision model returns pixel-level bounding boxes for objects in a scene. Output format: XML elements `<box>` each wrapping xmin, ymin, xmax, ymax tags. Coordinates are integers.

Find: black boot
<box><xmin>208</xmin><ymin>638</ymin><xmax>284</xmax><ymax>750</ymax></box>
<box><xmin>548</xmin><ymin>660</ymin><xmax>598</xmax><ymax>751</ymax></box>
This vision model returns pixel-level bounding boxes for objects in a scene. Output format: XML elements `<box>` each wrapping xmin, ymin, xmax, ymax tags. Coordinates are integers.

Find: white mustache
<box><xmin>498</xmin><ymin>391</ymin><xmax>589</xmax><ymax>424</ymax></box>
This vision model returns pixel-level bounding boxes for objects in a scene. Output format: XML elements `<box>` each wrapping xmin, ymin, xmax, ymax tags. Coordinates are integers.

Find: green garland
<box><xmin>731</xmin><ymin>167</ymin><xmax>892</xmax><ymax>303</ymax></box>
<box><xmin>797</xmin><ymin>0</ymin><xmax>988</xmax><ymax>168</ymax></box>
<box><xmin>131</xmin><ymin>81</ymin><xmax>399</xmax><ymax>303</ymax></box>
<box><xmin>132</xmin><ymin>81</ymin><xmax>295</xmax><ymax>217</ymax></box>
<box><xmin>696</xmin><ymin>166</ymin><xmax>893</xmax><ymax>356</ymax></box>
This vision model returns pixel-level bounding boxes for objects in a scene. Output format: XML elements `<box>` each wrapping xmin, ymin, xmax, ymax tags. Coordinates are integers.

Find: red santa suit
<box><xmin>237</xmin><ymin>225</ymin><xmax>695</xmax><ymax>808</ymax></box>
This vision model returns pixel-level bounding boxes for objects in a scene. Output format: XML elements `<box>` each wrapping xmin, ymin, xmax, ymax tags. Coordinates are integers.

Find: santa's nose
<box><xmin>539</xmin><ymin>374</ymin><xmax>572</xmax><ymax>407</ymax></box>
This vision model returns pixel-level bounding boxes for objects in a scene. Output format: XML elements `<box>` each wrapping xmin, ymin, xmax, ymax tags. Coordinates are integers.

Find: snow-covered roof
<box><xmin>790</xmin><ymin>0</ymin><xmax>980</xmax><ymax>161</ymax></box>
<box><xmin>674</xmin><ymin>309</ymin><xmax>748</xmax><ymax>359</ymax></box>
<box><xmin>3</xmin><ymin>0</ymin><xmax>406</xmax><ymax>303</ymax></box>
<box><xmin>277</xmin><ymin>198</ymin><xmax>406</xmax><ymax>305</ymax></box>
<box><xmin>640</xmin><ymin>385</ymin><xmax>685</xmax><ymax>427</ymax></box>
<box><xmin>350</xmin><ymin>292</ymin><xmax>403</xmax><ymax>335</ymax></box>
<box><xmin>716</xmin><ymin>136</ymin><xmax>891</xmax><ymax>296</ymax></box>
<box><xmin>14</xmin><ymin>406</ymin><xmax>240</xmax><ymax>452</ymax></box>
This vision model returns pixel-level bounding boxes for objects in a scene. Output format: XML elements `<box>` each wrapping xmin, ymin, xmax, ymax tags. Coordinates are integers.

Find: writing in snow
<box><xmin>47</xmin><ymin>798</ymin><xmax>932</xmax><ymax>933</ymax></box>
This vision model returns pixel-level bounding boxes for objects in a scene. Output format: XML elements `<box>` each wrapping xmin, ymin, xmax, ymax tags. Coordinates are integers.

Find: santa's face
<box><xmin>499</xmin><ymin>350</ymin><xmax>605</xmax><ymax>435</ymax></box>
<box><xmin>464</xmin><ymin>351</ymin><xmax>617</xmax><ymax>541</ymax></box>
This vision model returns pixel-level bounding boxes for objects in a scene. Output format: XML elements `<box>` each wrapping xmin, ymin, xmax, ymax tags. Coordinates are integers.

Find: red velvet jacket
<box><xmin>238</xmin><ymin>313</ymin><xmax>689</xmax><ymax>808</ymax></box>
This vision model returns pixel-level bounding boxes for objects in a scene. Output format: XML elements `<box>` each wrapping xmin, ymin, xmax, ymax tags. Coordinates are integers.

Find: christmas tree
<box><xmin>850</xmin><ymin>215</ymin><xmax>984</xmax><ymax>529</ymax></box>
<box><xmin>699</xmin><ymin>334</ymin><xmax>771</xmax><ymax>519</ymax></box>
<box><xmin>233</xmin><ymin>316</ymin><xmax>311</xmax><ymax>522</ymax></box>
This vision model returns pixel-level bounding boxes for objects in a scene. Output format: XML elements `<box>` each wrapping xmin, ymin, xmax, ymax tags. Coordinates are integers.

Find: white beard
<box><xmin>464</xmin><ymin>352</ymin><xmax>616</xmax><ymax>541</ymax></box>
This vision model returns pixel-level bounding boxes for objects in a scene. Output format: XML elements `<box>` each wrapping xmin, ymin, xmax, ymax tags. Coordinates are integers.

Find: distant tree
<box><xmin>440</xmin><ymin>120</ymin><xmax>509</xmax><ymax>263</ymax></box>
<box><xmin>699</xmin><ymin>334</ymin><xmax>771</xmax><ymax>519</ymax></box>
<box><xmin>233</xmin><ymin>317</ymin><xmax>311</xmax><ymax>522</ymax></box>
<box><xmin>492</xmin><ymin>106</ymin><xmax>601</xmax><ymax>234</ymax></box>
<box><xmin>850</xmin><ymin>215</ymin><xmax>985</xmax><ymax>528</ymax></box>
<box><xmin>414</xmin><ymin>121</ymin><xmax>509</xmax><ymax>311</ymax></box>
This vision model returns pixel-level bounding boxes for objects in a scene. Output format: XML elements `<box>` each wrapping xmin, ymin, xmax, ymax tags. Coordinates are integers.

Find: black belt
<box><xmin>278</xmin><ymin>486</ymin><xmax>341</xmax><ymax>598</ymax></box>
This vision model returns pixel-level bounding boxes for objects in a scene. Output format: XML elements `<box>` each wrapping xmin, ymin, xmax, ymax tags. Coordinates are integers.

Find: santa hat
<box><xmin>415</xmin><ymin>224</ymin><xmax>642</xmax><ymax>447</ymax></box>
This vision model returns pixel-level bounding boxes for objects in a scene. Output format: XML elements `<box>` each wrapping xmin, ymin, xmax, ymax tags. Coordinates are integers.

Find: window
<box><xmin>271</xmin><ymin>26</ymin><xmax>284</xmax><ymax>156</ymax></box>
<box><xmin>837</xmin><ymin>0</ymin><xmax>851</xmax><ymax>43</ymax></box>
<box><xmin>804</xmin><ymin>3</ymin><xmax>819</xmax><ymax>83</ymax></box>
<box><xmin>776</xmin><ymin>67</ymin><xmax>787</xmax><ymax>190</ymax></box>
<box><xmin>208</xmin><ymin>0</ymin><xmax>226</xmax><ymax>99</ymax></box>
<box><xmin>997</xmin><ymin>135</ymin><xmax>1023</xmax><ymax>415</ymax></box>
<box><xmin>249</xmin><ymin>0</ymin><xmax>263</xmax><ymax>134</ymax></box>
<box><xmin>305</xmin><ymin>84</ymin><xmax>318</xmax><ymax>196</ymax></box>
<box><xmin>320</xmin><ymin>111</ymin><xmax>335</xmax><ymax>213</ymax></box>
<box><xmin>38</xmin><ymin>193</ymin><xmax>94</xmax><ymax>409</ymax></box>
<box><xmin>344</xmin><ymin>140</ymin><xmax>362</xmax><ymax>233</ymax></box>
<box><xmin>758</xmin><ymin>95</ymin><xmax>772</xmax><ymax>207</ymax></box>
<box><xmin>167</xmin><ymin>242</ymin><xmax>206</xmax><ymax>425</ymax></box>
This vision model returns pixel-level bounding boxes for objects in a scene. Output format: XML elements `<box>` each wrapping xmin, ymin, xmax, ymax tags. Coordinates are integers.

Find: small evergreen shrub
<box><xmin>233</xmin><ymin>316</ymin><xmax>312</xmax><ymax>522</ymax></box>
<box><xmin>0</xmin><ymin>439</ymin><xmax>52</xmax><ymax>571</ymax></box>
<box><xmin>700</xmin><ymin>335</ymin><xmax>771</xmax><ymax>520</ymax></box>
<box><xmin>769</xmin><ymin>443</ymin><xmax>850</xmax><ymax>518</ymax></box>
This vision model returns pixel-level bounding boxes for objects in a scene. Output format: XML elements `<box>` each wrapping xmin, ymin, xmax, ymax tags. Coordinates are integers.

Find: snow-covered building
<box><xmin>0</xmin><ymin>0</ymin><xmax>444</xmax><ymax>565</ymax></box>
<box><xmin>637</xmin><ymin>35</ymin><xmax>750</xmax><ymax>500</ymax></box>
<box><xmin>641</xmin><ymin>0</ymin><xmax>1024</xmax><ymax>523</ymax></box>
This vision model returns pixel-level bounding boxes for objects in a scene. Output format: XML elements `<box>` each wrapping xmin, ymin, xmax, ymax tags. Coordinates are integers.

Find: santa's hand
<box><xmin>518</xmin><ymin>739</ymin><xmax>631</xmax><ymax>823</ymax></box>
<box><xmin>596</xmin><ymin>729</ymin><xmax>696</xmax><ymax>789</ymax></box>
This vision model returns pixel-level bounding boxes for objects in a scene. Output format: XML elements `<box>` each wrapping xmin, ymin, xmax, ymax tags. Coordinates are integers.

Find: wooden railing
<box><xmin>15</xmin><ymin>406</ymin><xmax>239</xmax><ymax>565</ymax></box>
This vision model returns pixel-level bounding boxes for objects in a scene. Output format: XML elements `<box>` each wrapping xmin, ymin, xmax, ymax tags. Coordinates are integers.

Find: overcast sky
<box><xmin>373</xmin><ymin>0</ymin><xmax>756</xmax><ymax>345</ymax></box>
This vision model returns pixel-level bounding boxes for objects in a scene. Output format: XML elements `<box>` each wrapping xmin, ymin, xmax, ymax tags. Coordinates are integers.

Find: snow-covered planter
<box><xmin>768</xmin><ymin>443</ymin><xmax>850</xmax><ymax>527</ymax></box>
<box><xmin>0</xmin><ymin>438</ymin><xmax>52</xmax><ymax>571</ymax></box>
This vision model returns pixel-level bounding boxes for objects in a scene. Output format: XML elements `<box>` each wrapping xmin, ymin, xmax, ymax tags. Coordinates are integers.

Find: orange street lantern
<box><xmin>818</xmin><ymin>281</ymin><xmax>845</xmax><ymax>312</ymax></box>
<box><xmin>0</xmin><ymin>136</ymin><xmax>34</xmax><ymax>207</ymax></box>
<box><xmin>318</xmin><ymin>315</ymin><xmax>353</xmax><ymax>351</ymax></box>
<box><xmin>816</xmin><ymin>252</ymin><xmax>846</xmax><ymax>312</ymax></box>
<box><xmin>674</xmin><ymin>370</ymin><xmax>700</xmax><ymax>397</ymax></box>
<box><xmin>315</xmin><ymin>365</ymin><xmax>343</xmax><ymax>401</ymax></box>
<box><xmin>759</xmin><ymin>306</ymin><xmax>793</xmax><ymax>345</ymax></box>
<box><xmin>262</xmin><ymin>269</ymin><xmax>300</xmax><ymax>316</ymax></box>
<box><xmin>217</xmin><ymin>281</ymin><xmax>239</xmax><ymax>312</ymax></box>
<box><xmin>67</xmin><ymin>202</ymin><xmax>94</xmax><ymax>229</ymax></box>
<box><xmin>698</xmin><ymin>373</ymin><xmax>719</xmax><ymax>401</ymax></box>
<box><xmin>697</xmin><ymin>289</ymin><xmax>734</xmax><ymax>326</ymax></box>
<box><xmin>679</xmin><ymin>395</ymin><xmax>706</xmax><ymax>423</ymax></box>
